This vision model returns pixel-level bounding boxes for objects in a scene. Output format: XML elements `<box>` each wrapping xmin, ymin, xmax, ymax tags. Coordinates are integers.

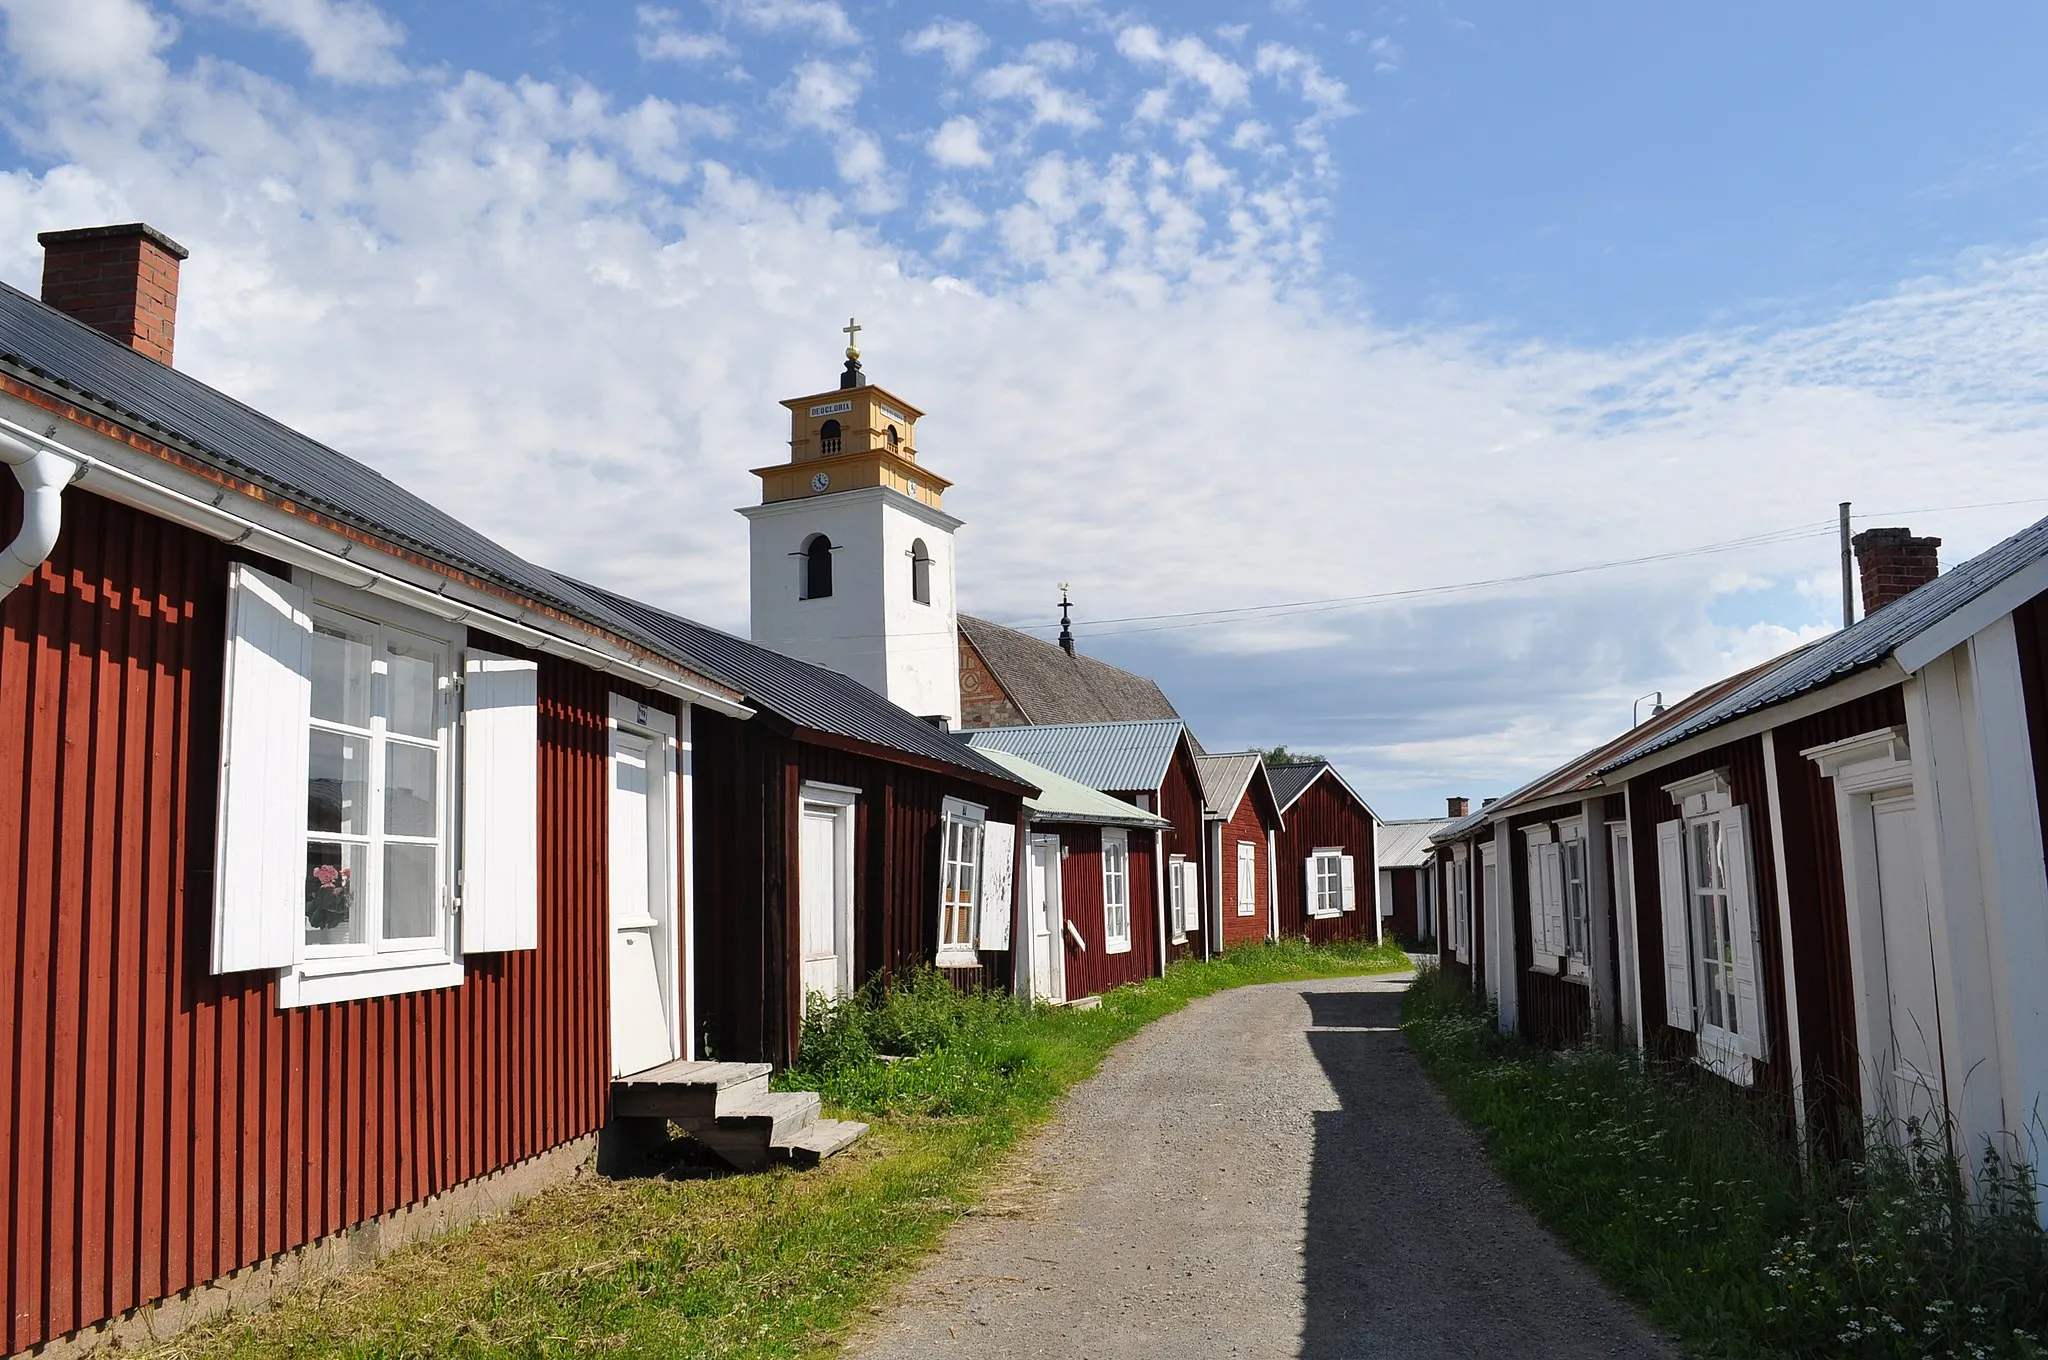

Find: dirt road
<box><xmin>847</xmin><ymin>973</ymin><xmax>1674</xmax><ymax>1359</ymax></box>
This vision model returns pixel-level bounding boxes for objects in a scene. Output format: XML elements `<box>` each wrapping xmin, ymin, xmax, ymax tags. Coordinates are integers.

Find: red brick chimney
<box><xmin>1851</xmin><ymin>527</ymin><xmax>1941</xmax><ymax>617</ymax></box>
<box><xmin>1447</xmin><ymin>796</ymin><xmax>1470</xmax><ymax>818</ymax></box>
<box><xmin>37</xmin><ymin>223</ymin><xmax>189</xmax><ymax>365</ymax></box>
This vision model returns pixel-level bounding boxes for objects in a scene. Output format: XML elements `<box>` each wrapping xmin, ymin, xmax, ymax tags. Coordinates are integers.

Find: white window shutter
<box><xmin>1182</xmin><ymin>861</ymin><xmax>1201</xmax><ymax>934</ymax></box>
<box><xmin>212</xmin><ymin>563</ymin><xmax>312</xmax><ymax>975</ymax></box>
<box><xmin>1525</xmin><ymin>845</ymin><xmax>1549</xmax><ymax>972</ymax></box>
<box><xmin>1656</xmin><ymin>818</ymin><xmax>1694</xmax><ymax>1032</ymax></box>
<box><xmin>1303</xmin><ymin>857</ymin><xmax>1315</xmax><ymax>917</ymax></box>
<box><xmin>461</xmin><ymin>651</ymin><xmax>541</xmax><ymax>952</ymax></box>
<box><xmin>1339</xmin><ymin>854</ymin><xmax>1357</xmax><ymax>912</ymax></box>
<box><xmin>1542</xmin><ymin>843</ymin><xmax>1567</xmax><ymax>958</ymax></box>
<box><xmin>1723</xmin><ymin>806</ymin><xmax>1768</xmax><ymax>1059</ymax></box>
<box><xmin>978</xmin><ymin>820</ymin><xmax>1016</xmax><ymax>950</ymax></box>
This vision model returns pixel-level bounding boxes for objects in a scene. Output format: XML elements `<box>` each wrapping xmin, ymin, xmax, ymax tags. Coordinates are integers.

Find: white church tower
<box><xmin>740</xmin><ymin>321</ymin><xmax>963</xmax><ymax>724</ymax></box>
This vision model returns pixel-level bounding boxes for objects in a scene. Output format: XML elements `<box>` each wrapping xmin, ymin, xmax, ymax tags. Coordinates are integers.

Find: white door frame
<box><xmin>1027</xmin><ymin>832</ymin><xmax>1065</xmax><ymax>1004</ymax></box>
<box><xmin>799</xmin><ymin>782</ymin><xmax>859</xmax><ymax>1002</ymax></box>
<box><xmin>608</xmin><ymin>694</ymin><xmax>683</xmax><ymax>1075</ymax></box>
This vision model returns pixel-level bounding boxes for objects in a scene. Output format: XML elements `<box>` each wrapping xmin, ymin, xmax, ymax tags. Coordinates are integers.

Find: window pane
<box><xmin>384</xmin><ymin>843</ymin><xmax>438</xmax><ymax>941</ymax></box>
<box><xmin>312</xmin><ymin>624</ymin><xmax>371</xmax><ymax>728</ymax></box>
<box><xmin>385</xmin><ymin>741</ymin><xmax>439</xmax><ymax>836</ymax></box>
<box><xmin>386</xmin><ymin>642</ymin><xmax>438</xmax><ymax>739</ymax></box>
<box><xmin>306</xmin><ymin>841</ymin><xmax>367</xmax><ymax>945</ymax></box>
<box><xmin>308</xmin><ymin>730</ymin><xmax>370</xmax><ymax>834</ymax></box>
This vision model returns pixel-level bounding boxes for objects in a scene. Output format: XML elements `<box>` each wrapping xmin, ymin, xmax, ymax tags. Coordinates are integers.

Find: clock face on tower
<box><xmin>811</xmin><ymin>471</ymin><xmax>831</xmax><ymax>493</ymax></box>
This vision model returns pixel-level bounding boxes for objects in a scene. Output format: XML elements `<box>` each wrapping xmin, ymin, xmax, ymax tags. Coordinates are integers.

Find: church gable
<box><xmin>956</xmin><ymin>614</ymin><xmax>1184</xmax><ymax>729</ymax></box>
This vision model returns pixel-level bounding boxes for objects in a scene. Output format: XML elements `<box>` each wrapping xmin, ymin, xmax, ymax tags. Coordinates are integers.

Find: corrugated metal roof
<box><xmin>1377</xmin><ymin>819</ymin><xmax>1452</xmax><ymax>868</ymax></box>
<box><xmin>1431</xmin><ymin>808</ymin><xmax>1491</xmax><ymax>844</ymax></box>
<box><xmin>974</xmin><ymin>749</ymin><xmax>1168</xmax><ymax>827</ymax></box>
<box><xmin>1194</xmin><ymin>752</ymin><xmax>1264</xmax><ymax>816</ymax></box>
<box><xmin>573</xmin><ymin>582</ymin><xmax>1028</xmax><ymax>786</ymax></box>
<box><xmin>0</xmin><ymin>282</ymin><xmax>738</xmax><ymax>702</ymax></box>
<box><xmin>1600</xmin><ymin>512</ymin><xmax>2048</xmax><ymax>773</ymax></box>
<box><xmin>962</xmin><ymin>719</ymin><xmax>1186</xmax><ymax>793</ymax></box>
<box><xmin>1264</xmin><ymin>762</ymin><xmax>1323</xmax><ymax>811</ymax></box>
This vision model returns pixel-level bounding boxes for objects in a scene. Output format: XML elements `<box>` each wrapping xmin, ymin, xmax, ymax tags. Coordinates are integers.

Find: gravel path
<box><xmin>846</xmin><ymin>972</ymin><xmax>1675</xmax><ymax>1359</ymax></box>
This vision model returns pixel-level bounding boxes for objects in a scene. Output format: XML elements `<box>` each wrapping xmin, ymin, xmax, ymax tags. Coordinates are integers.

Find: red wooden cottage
<box><xmin>580</xmin><ymin>587</ymin><xmax>1034</xmax><ymax>1064</ymax></box>
<box><xmin>1265</xmin><ymin>759</ymin><xmax>1380</xmax><ymax>943</ymax></box>
<box><xmin>970</xmin><ymin>748</ymin><xmax>1170</xmax><ymax>1003</ymax></box>
<box><xmin>1194</xmin><ymin>752</ymin><xmax>1286</xmax><ymax>948</ymax></box>
<box><xmin>965</xmin><ymin>719</ymin><xmax>1210</xmax><ymax>964</ymax></box>
<box><xmin>1371</xmin><ymin>807</ymin><xmax>1456</xmax><ymax>944</ymax></box>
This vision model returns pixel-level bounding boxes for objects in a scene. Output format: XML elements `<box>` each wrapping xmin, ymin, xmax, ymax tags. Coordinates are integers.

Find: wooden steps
<box><xmin>610</xmin><ymin>1059</ymin><xmax>866</xmax><ymax>1173</ymax></box>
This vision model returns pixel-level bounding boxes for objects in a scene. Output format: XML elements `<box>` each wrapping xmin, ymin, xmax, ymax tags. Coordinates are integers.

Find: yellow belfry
<box><xmin>752</xmin><ymin>317</ymin><xmax>950</xmax><ymax>510</ymax></box>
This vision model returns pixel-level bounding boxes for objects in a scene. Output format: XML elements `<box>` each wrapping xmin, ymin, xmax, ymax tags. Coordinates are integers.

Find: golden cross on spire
<box><xmin>842</xmin><ymin>316</ymin><xmax>862</xmax><ymax>357</ymax></box>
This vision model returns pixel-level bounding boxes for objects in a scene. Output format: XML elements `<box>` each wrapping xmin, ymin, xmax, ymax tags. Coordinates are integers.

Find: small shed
<box><xmin>1265</xmin><ymin>761</ymin><xmax>1381</xmax><ymax>944</ymax></box>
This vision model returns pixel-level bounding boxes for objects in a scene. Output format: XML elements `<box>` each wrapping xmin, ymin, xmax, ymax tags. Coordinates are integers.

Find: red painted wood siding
<box><xmin>1274</xmin><ymin>773</ymin><xmax>1377</xmax><ymax>943</ymax></box>
<box><xmin>1217</xmin><ymin>794</ymin><xmax>1270</xmax><ymax>948</ymax></box>
<box><xmin>1387</xmin><ymin>868</ymin><xmax>1420</xmax><ymax>940</ymax></box>
<box><xmin>1120</xmin><ymin>736</ymin><xmax>1207</xmax><ymax>963</ymax></box>
<box><xmin>1503</xmin><ymin>810</ymin><xmax>1592</xmax><ymax>1050</ymax></box>
<box><xmin>0</xmin><ymin>486</ymin><xmax>614</xmax><ymax>1353</ymax></box>
<box><xmin>1048</xmin><ymin>826</ymin><xmax>1158</xmax><ymax>998</ymax></box>
<box><xmin>690</xmin><ymin>709</ymin><xmax>1026</xmax><ymax>1067</ymax></box>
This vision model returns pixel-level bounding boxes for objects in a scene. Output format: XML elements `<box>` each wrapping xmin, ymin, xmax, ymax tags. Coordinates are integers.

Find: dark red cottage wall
<box><xmin>1216</xmin><ymin>793</ymin><xmax>1272</xmax><ymax>948</ymax></box>
<box><xmin>1126</xmin><ymin>738</ymin><xmax>1207</xmax><ymax>962</ymax></box>
<box><xmin>1503</xmin><ymin>809</ymin><xmax>1592</xmax><ymax>1051</ymax></box>
<box><xmin>1051</xmin><ymin>825</ymin><xmax>1159</xmax><ymax>998</ymax></box>
<box><xmin>1273</xmin><ymin>775</ymin><xmax>1377</xmax><ymax>943</ymax></box>
<box><xmin>690</xmin><ymin>709</ymin><xmax>1027</xmax><ymax>1067</ymax></box>
<box><xmin>0</xmin><ymin>485</ymin><xmax>615</xmax><ymax>1353</ymax></box>
<box><xmin>1387</xmin><ymin>868</ymin><xmax>1420</xmax><ymax>941</ymax></box>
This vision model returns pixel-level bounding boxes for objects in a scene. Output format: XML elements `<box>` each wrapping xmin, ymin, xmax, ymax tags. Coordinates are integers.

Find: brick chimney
<box><xmin>37</xmin><ymin>223</ymin><xmax>190</xmax><ymax>365</ymax></box>
<box><xmin>1851</xmin><ymin>527</ymin><xmax>1941</xmax><ymax>617</ymax></box>
<box><xmin>1447</xmin><ymin>796</ymin><xmax>1470</xmax><ymax>818</ymax></box>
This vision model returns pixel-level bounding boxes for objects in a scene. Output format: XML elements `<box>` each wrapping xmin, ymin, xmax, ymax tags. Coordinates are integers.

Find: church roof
<box><xmin>958</xmin><ymin>613</ymin><xmax>1186</xmax><ymax>729</ymax></box>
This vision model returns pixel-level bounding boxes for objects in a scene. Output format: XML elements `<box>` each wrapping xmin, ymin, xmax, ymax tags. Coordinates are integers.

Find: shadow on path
<box><xmin>1299</xmin><ymin>986</ymin><xmax>1671</xmax><ymax>1358</ymax></box>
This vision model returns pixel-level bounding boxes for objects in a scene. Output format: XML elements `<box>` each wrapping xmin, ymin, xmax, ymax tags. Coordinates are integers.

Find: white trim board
<box><xmin>1895</xmin><ymin>555</ymin><xmax>2048</xmax><ymax>675</ymax></box>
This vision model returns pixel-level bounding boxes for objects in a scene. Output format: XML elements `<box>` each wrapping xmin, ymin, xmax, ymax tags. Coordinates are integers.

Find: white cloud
<box><xmin>636</xmin><ymin>5</ymin><xmax>737</xmax><ymax>64</ymax></box>
<box><xmin>926</xmin><ymin>115</ymin><xmax>993</xmax><ymax>168</ymax></box>
<box><xmin>185</xmin><ymin>0</ymin><xmax>408</xmax><ymax>85</ymax></box>
<box><xmin>903</xmin><ymin>17</ymin><xmax>985</xmax><ymax>75</ymax></box>
<box><xmin>1116</xmin><ymin>25</ymin><xmax>1250</xmax><ymax>108</ymax></box>
<box><xmin>976</xmin><ymin>56</ymin><xmax>1097</xmax><ymax>131</ymax></box>
<box><xmin>711</xmin><ymin>0</ymin><xmax>857</xmax><ymax>47</ymax></box>
<box><xmin>0</xmin><ymin>3</ymin><xmax>2043</xmax><ymax>818</ymax></box>
<box><xmin>0</xmin><ymin>0</ymin><xmax>174</xmax><ymax>113</ymax></box>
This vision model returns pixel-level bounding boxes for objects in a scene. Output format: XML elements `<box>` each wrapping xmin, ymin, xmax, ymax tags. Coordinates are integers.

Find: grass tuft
<box><xmin>1402</xmin><ymin>964</ymin><xmax>2048</xmax><ymax>1359</ymax></box>
<box><xmin>153</xmin><ymin>936</ymin><xmax>1408</xmax><ymax>1360</ymax></box>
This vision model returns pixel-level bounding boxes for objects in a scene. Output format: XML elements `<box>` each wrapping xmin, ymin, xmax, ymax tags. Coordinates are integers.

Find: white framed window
<box><xmin>1558</xmin><ymin>817</ymin><xmax>1592</xmax><ymax>980</ymax></box>
<box><xmin>1656</xmin><ymin>770</ymin><xmax>1765</xmax><ymax>1080</ymax></box>
<box><xmin>211</xmin><ymin>564</ymin><xmax>540</xmax><ymax>1008</ymax></box>
<box><xmin>1307</xmin><ymin>848</ymin><xmax>1346</xmax><ymax>917</ymax></box>
<box><xmin>1449</xmin><ymin>846</ymin><xmax>1472</xmax><ymax>962</ymax></box>
<box><xmin>1523</xmin><ymin>825</ymin><xmax>1564</xmax><ymax>973</ymax></box>
<box><xmin>1168</xmin><ymin>855</ymin><xmax>1188</xmax><ymax>942</ymax></box>
<box><xmin>937</xmin><ymin>797</ymin><xmax>987</xmax><ymax>967</ymax></box>
<box><xmin>1236</xmin><ymin>840</ymin><xmax>1259</xmax><ymax>916</ymax></box>
<box><xmin>1102</xmin><ymin>828</ymin><xmax>1132</xmax><ymax>953</ymax></box>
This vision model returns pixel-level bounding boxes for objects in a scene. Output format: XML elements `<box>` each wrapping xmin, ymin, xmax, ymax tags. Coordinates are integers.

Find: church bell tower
<box><xmin>740</xmin><ymin>321</ymin><xmax>963</xmax><ymax>724</ymax></box>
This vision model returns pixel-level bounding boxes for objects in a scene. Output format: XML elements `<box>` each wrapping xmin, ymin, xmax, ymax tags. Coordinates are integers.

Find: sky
<box><xmin>1</xmin><ymin>0</ymin><xmax>2045</xmax><ymax>818</ymax></box>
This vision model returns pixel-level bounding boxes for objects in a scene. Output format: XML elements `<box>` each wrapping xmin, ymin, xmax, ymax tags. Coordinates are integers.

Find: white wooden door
<box><xmin>800</xmin><ymin>803</ymin><xmax>848</xmax><ymax>1001</ymax></box>
<box><xmin>1028</xmin><ymin>836</ymin><xmax>1064</xmax><ymax>1003</ymax></box>
<box><xmin>609</xmin><ymin>728</ymin><xmax>675</xmax><ymax>1077</ymax></box>
<box><xmin>1870</xmin><ymin>793</ymin><xmax>1945</xmax><ymax>1127</ymax></box>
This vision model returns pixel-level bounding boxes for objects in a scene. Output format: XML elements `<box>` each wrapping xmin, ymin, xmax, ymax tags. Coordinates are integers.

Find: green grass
<box><xmin>152</xmin><ymin>937</ymin><xmax>1408</xmax><ymax>1360</ymax></box>
<box><xmin>1401</xmin><ymin>964</ymin><xmax>2048</xmax><ymax>1359</ymax></box>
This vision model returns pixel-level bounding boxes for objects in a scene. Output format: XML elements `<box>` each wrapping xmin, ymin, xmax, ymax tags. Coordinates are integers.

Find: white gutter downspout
<box><xmin>0</xmin><ymin>424</ymin><xmax>79</xmax><ymax>602</ymax></box>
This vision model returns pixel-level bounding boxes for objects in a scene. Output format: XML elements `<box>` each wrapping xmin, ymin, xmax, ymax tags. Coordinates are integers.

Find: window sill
<box><xmin>1103</xmin><ymin>938</ymin><xmax>1132</xmax><ymax>955</ymax></box>
<box><xmin>1694</xmin><ymin>1035</ymin><xmax>1754</xmax><ymax>1086</ymax></box>
<box><xmin>1528</xmin><ymin>959</ymin><xmax>1559</xmax><ymax>976</ymax></box>
<box><xmin>279</xmin><ymin>957</ymin><xmax>466</xmax><ymax>1008</ymax></box>
<box><xmin>935</xmin><ymin>946</ymin><xmax>980</xmax><ymax>969</ymax></box>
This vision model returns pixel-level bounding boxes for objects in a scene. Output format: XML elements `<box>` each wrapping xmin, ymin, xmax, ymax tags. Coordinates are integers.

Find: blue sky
<box><xmin>3</xmin><ymin>0</ymin><xmax>2047</xmax><ymax>815</ymax></box>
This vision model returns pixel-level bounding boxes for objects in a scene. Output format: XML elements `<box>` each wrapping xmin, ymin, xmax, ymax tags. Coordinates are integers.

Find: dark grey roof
<box><xmin>1600</xmin><ymin>511</ymin><xmax>2048</xmax><ymax>773</ymax></box>
<box><xmin>574</xmin><ymin>582</ymin><xmax>1028</xmax><ymax>787</ymax></box>
<box><xmin>1432</xmin><ymin>808</ymin><xmax>1491</xmax><ymax>844</ymax></box>
<box><xmin>958</xmin><ymin>613</ymin><xmax>1186</xmax><ymax>729</ymax></box>
<box><xmin>0</xmin><ymin>280</ymin><xmax>736</xmax><ymax>699</ymax></box>
<box><xmin>1265</xmin><ymin>761</ymin><xmax>1324</xmax><ymax>811</ymax></box>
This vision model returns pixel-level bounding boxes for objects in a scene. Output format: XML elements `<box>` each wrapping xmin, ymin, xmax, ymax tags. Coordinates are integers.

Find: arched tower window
<box><xmin>886</xmin><ymin>424</ymin><xmax>900</xmax><ymax>448</ymax></box>
<box><xmin>802</xmin><ymin>534</ymin><xmax>834</xmax><ymax>599</ymax></box>
<box><xmin>910</xmin><ymin>538</ymin><xmax>932</xmax><ymax>605</ymax></box>
<box><xmin>819</xmin><ymin>419</ymin><xmax>842</xmax><ymax>455</ymax></box>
